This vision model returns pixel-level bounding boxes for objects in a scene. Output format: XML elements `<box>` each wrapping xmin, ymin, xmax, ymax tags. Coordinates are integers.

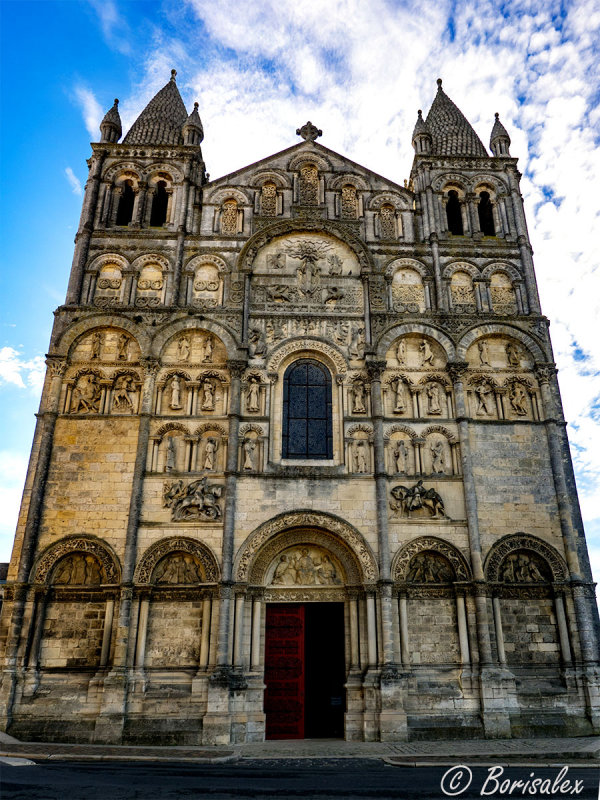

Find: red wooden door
<box><xmin>264</xmin><ymin>604</ymin><xmax>305</xmax><ymax>739</ymax></box>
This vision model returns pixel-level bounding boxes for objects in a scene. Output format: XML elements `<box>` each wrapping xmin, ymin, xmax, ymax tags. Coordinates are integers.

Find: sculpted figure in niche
<box><xmin>390</xmin><ymin>480</ymin><xmax>447</xmax><ymax>518</ymax></box>
<box><xmin>72</xmin><ymin>374</ymin><xmax>101</xmax><ymax>413</ymax></box>
<box><xmin>407</xmin><ymin>552</ymin><xmax>453</xmax><ymax>583</ymax></box>
<box><xmin>348</xmin><ymin>325</ymin><xmax>365</xmax><ymax>359</ymax></box>
<box><xmin>431</xmin><ymin>440</ymin><xmax>446</xmax><ymax>474</ymax></box>
<box><xmin>243</xmin><ymin>438</ymin><xmax>256</xmax><ymax>470</ymax></box>
<box><xmin>505</xmin><ymin>341</ymin><xmax>521</xmax><ymax>367</ymax></box>
<box><xmin>91</xmin><ymin>332</ymin><xmax>102</xmax><ymax>360</ymax></box>
<box><xmin>426</xmin><ymin>382</ymin><xmax>442</xmax><ymax>415</ymax></box>
<box><xmin>246</xmin><ymin>377</ymin><xmax>260</xmax><ymax>412</ymax></box>
<box><xmin>249</xmin><ymin>328</ymin><xmax>267</xmax><ymax>358</ymax></box>
<box><xmin>353</xmin><ymin>440</ymin><xmax>368</xmax><ymax>473</ymax></box>
<box><xmin>394</xmin><ymin>379</ymin><xmax>406</xmax><ymax>413</ymax></box>
<box><xmin>113</xmin><ymin>375</ymin><xmax>135</xmax><ymax>412</ymax></box>
<box><xmin>352</xmin><ymin>380</ymin><xmax>366</xmax><ymax>413</ymax></box>
<box><xmin>478</xmin><ymin>340</ymin><xmax>491</xmax><ymax>366</ymax></box>
<box><xmin>117</xmin><ymin>334</ymin><xmax>130</xmax><ymax>361</ymax></box>
<box><xmin>328</xmin><ymin>254</ymin><xmax>343</xmax><ymax>275</ymax></box>
<box><xmin>509</xmin><ymin>384</ymin><xmax>528</xmax><ymax>415</ymax></box>
<box><xmin>53</xmin><ymin>554</ymin><xmax>102</xmax><ymax>585</ymax></box>
<box><xmin>316</xmin><ymin>554</ymin><xmax>341</xmax><ymax>585</ymax></box>
<box><xmin>393</xmin><ymin>440</ymin><xmax>408</xmax><ymax>473</ymax></box>
<box><xmin>201</xmin><ymin>378</ymin><xmax>215</xmax><ymax>411</ymax></box>
<box><xmin>297</xmin><ymin>548</ymin><xmax>317</xmax><ymax>584</ymax></box>
<box><xmin>169</xmin><ymin>375</ymin><xmax>183</xmax><ymax>410</ymax></box>
<box><xmin>154</xmin><ymin>553</ymin><xmax>202</xmax><ymax>584</ymax></box>
<box><xmin>165</xmin><ymin>437</ymin><xmax>177</xmax><ymax>472</ymax></box>
<box><xmin>203</xmin><ymin>437</ymin><xmax>218</xmax><ymax>471</ymax></box>
<box><xmin>201</xmin><ymin>335</ymin><xmax>214</xmax><ymax>363</ymax></box>
<box><xmin>420</xmin><ymin>339</ymin><xmax>435</xmax><ymax>367</ymax></box>
<box><xmin>475</xmin><ymin>380</ymin><xmax>494</xmax><ymax>415</ymax></box>
<box><xmin>177</xmin><ymin>336</ymin><xmax>191</xmax><ymax>362</ymax></box>
<box><xmin>396</xmin><ymin>339</ymin><xmax>407</xmax><ymax>365</ymax></box>
<box><xmin>500</xmin><ymin>552</ymin><xmax>547</xmax><ymax>583</ymax></box>
<box><xmin>163</xmin><ymin>476</ymin><xmax>223</xmax><ymax>520</ymax></box>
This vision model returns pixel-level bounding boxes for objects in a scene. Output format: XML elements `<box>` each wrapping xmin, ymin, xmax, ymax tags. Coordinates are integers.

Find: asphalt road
<box><xmin>0</xmin><ymin>758</ymin><xmax>598</xmax><ymax>800</ymax></box>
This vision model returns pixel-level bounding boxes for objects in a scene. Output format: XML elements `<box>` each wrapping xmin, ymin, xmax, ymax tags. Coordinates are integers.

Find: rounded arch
<box><xmin>432</xmin><ymin>173</ymin><xmax>468</xmax><ymax>193</ymax></box>
<box><xmin>442</xmin><ymin>260</ymin><xmax>480</xmax><ymax>280</ymax></box>
<box><xmin>481</xmin><ymin>262</ymin><xmax>522</xmax><ymax>282</ymax></box>
<box><xmin>130</xmin><ymin>253</ymin><xmax>171</xmax><ymax>273</ymax></box>
<box><xmin>384</xmin><ymin>257</ymin><xmax>430</xmax><ymax>280</ymax></box>
<box><xmin>184</xmin><ymin>254</ymin><xmax>229</xmax><ymax>274</ymax></box>
<box><xmin>32</xmin><ymin>534</ymin><xmax>121</xmax><ymax>584</ymax></box>
<box><xmin>155</xmin><ymin>422</ymin><xmax>191</xmax><ymax>439</ymax></box>
<box><xmin>376</xmin><ymin>323</ymin><xmax>456</xmax><ymax>361</ymax></box>
<box><xmin>205</xmin><ymin>187</ymin><xmax>251</xmax><ymax>206</ymax></box>
<box><xmin>235</xmin><ymin>510</ymin><xmax>378</xmax><ymax>585</ymax></box>
<box><xmin>330</xmin><ymin>173</ymin><xmax>370</xmax><ymax>191</ymax></box>
<box><xmin>385</xmin><ymin>424</ymin><xmax>418</xmax><ymax>440</ymax></box>
<box><xmin>144</xmin><ymin>162</ymin><xmax>184</xmax><ymax>184</ymax></box>
<box><xmin>367</xmin><ymin>191</ymin><xmax>412</xmax><ymax>211</ymax></box>
<box><xmin>104</xmin><ymin>161</ymin><xmax>144</xmax><ymax>183</ymax></box>
<box><xmin>56</xmin><ymin>317</ymin><xmax>149</xmax><ymax>360</ymax></box>
<box><xmin>456</xmin><ymin>324</ymin><xmax>549</xmax><ymax>362</ymax></box>
<box><xmin>87</xmin><ymin>253</ymin><xmax>130</xmax><ymax>274</ymax></box>
<box><xmin>484</xmin><ymin>533</ymin><xmax>568</xmax><ymax>582</ymax></box>
<box><xmin>151</xmin><ymin>318</ymin><xmax>241</xmax><ymax>361</ymax></box>
<box><xmin>422</xmin><ymin>424</ymin><xmax>456</xmax><ymax>441</ymax></box>
<box><xmin>238</xmin><ymin>218</ymin><xmax>374</xmax><ymax>274</ymax></box>
<box><xmin>267</xmin><ymin>336</ymin><xmax>348</xmax><ymax>375</ymax></box>
<box><xmin>392</xmin><ymin>536</ymin><xmax>471</xmax><ymax>582</ymax></box>
<box><xmin>469</xmin><ymin>174</ymin><xmax>508</xmax><ymax>194</ymax></box>
<box><xmin>135</xmin><ymin>536</ymin><xmax>220</xmax><ymax>584</ymax></box>
<box><xmin>249</xmin><ymin>169</ymin><xmax>291</xmax><ymax>189</ymax></box>
<box><xmin>287</xmin><ymin>152</ymin><xmax>332</xmax><ymax>172</ymax></box>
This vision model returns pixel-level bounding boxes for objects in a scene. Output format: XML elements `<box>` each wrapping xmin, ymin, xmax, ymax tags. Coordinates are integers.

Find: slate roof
<box><xmin>184</xmin><ymin>102</ymin><xmax>204</xmax><ymax>139</ymax></box>
<box><xmin>490</xmin><ymin>112</ymin><xmax>511</xmax><ymax>147</ymax></box>
<box><xmin>101</xmin><ymin>99</ymin><xmax>122</xmax><ymax>137</ymax></box>
<box><xmin>411</xmin><ymin>109</ymin><xmax>431</xmax><ymax>140</ymax></box>
<box><xmin>124</xmin><ymin>71</ymin><xmax>188</xmax><ymax>146</ymax></box>
<box><xmin>425</xmin><ymin>79</ymin><xmax>488</xmax><ymax>157</ymax></box>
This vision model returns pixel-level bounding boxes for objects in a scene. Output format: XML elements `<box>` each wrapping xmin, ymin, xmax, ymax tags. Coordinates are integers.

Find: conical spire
<box><xmin>425</xmin><ymin>78</ymin><xmax>488</xmax><ymax>157</ymax></box>
<box><xmin>490</xmin><ymin>112</ymin><xmax>511</xmax><ymax>156</ymax></box>
<box><xmin>124</xmin><ymin>69</ymin><xmax>188</xmax><ymax>146</ymax></box>
<box><xmin>411</xmin><ymin>109</ymin><xmax>432</xmax><ymax>154</ymax></box>
<box><xmin>99</xmin><ymin>98</ymin><xmax>122</xmax><ymax>143</ymax></box>
<box><xmin>182</xmin><ymin>101</ymin><xmax>204</xmax><ymax>146</ymax></box>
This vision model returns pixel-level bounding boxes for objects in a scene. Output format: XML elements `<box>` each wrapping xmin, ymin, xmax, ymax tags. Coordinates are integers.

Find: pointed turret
<box><xmin>425</xmin><ymin>78</ymin><xmax>487</xmax><ymax>157</ymax></box>
<box><xmin>99</xmin><ymin>99</ymin><xmax>122</xmax><ymax>143</ymax></box>
<box><xmin>182</xmin><ymin>101</ymin><xmax>204</xmax><ymax>146</ymax></box>
<box><xmin>123</xmin><ymin>69</ymin><xmax>188</xmax><ymax>146</ymax></box>
<box><xmin>411</xmin><ymin>109</ymin><xmax>432</xmax><ymax>155</ymax></box>
<box><xmin>490</xmin><ymin>112</ymin><xmax>511</xmax><ymax>157</ymax></box>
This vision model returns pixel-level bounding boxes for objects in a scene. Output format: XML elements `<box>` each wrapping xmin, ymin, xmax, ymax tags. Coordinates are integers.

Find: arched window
<box><xmin>221</xmin><ymin>199</ymin><xmax>239</xmax><ymax>235</ymax></box>
<box><xmin>150</xmin><ymin>181</ymin><xmax>169</xmax><ymax>226</ymax></box>
<box><xmin>299</xmin><ymin>164</ymin><xmax>319</xmax><ymax>205</ymax></box>
<box><xmin>282</xmin><ymin>360</ymin><xmax>333</xmax><ymax>460</ymax></box>
<box><xmin>116</xmin><ymin>180</ymin><xmax>135</xmax><ymax>226</ymax></box>
<box><xmin>478</xmin><ymin>191</ymin><xmax>495</xmax><ymax>236</ymax></box>
<box><xmin>260</xmin><ymin>181</ymin><xmax>277</xmax><ymax>216</ymax></box>
<box><xmin>341</xmin><ymin>184</ymin><xmax>358</xmax><ymax>219</ymax></box>
<box><xmin>446</xmin><ymin>190</ymin><xmax>463</xmax><ymax>235</ymax></box>
<box><xmin>379</xmin><ymin>204</ymin><xmax>396</xmax><ymax>239</ymax></box>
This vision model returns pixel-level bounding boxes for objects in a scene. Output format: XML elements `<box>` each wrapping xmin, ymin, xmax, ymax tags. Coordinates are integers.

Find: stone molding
<box><xmin>392</xmin><ymin>535</ymin><xmax>471</xmax><ymax>582</ymax></box>
<box><xmin>484</xmin><ymin>532</ymin><xmax>568</xmax><ymax>582</ymax></box>
<box><xmin>32</xmin><ymin>535</ymin><xmax>121</xmax><ymax>584</ymax></box>
<box><xmin>135</xmin><ymin>535</ymin><xmax>220</xmax><ymax>584</ymax></box>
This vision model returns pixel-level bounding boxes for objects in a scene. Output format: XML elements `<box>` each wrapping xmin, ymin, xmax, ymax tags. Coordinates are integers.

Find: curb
<box><xmin>0</xmin><ymin>749</ymin><xmax>238</xmax><ymax>764</ymax></box>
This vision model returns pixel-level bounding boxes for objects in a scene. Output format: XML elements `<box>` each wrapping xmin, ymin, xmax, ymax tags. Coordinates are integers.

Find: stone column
<box><xmin>492</xmin><ymin>595</ymin><xmax>506</xmax><ymax>665</ymax></box>
<box><xmin>134</xmin><ymin>595</ymin><xmax>150</xmax><ymax>669</ymax></box>
<box><xmin>429</xmin><ymin>234</ymin><xmax>445</xmax><ymax>310</ymax></box>
<box><xmin>366</xmin><ymin>593</ymin><xmax>378</xmax><ymax>667</ymax></box>
<box><xmin>100</xmin><ymin>596</ymin><xmax>116</xmax><ymax>667</ymax></box>
<box><xmin>250</xmin><ymin>594</ymin><xmax>263</xmax><ymax>671</ymax></box>
<box><xmin>398</xmin><ymin>593</ymin><xmax>410</xmax><ymax>666</ymax></box>
<box><xmin>233</xmin><ymin>593</ymin><xmax>246</xmax><ymax>668</ymax></box>
<box><xmin>506</xmin><ymin>167</ymin><xmax>541</xmax><ymax>313</ymax></box>
<box><xmin>133</xmin><ymin>182</ymin><xmax>148</xmax><ymax>227</ymax></box>
<box><xmin>554</xmin><ymin>592</ymin><xmax>572</xmax><ymax>665</ymax></box>
<box><xmin>456</xmin><ymin>592</ymin><xmax>471</xmax><ymax>666</ymax></box>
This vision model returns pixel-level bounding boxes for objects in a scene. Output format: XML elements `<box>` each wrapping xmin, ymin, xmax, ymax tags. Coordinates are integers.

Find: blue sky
<box><xmin>1</xmin><ymin>0</ymin><xmax>599</xmax><ymax>594</ymax></box>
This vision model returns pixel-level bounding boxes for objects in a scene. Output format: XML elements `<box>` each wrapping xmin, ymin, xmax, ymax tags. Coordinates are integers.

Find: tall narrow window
<box><xmin>478</xmin><ymin>191</ymin><xmax>495</xmax><ymax>236</ymax></box>
<box><xmin>116</xmin><ymin>181</ymin><xmax>135</xmax><ymax>226</ymax></box>
<box><xmin>282</xmin><ymin>360</ymin><xmax>333</xmax><ymax>460</ymax></box>
<box><xmin>446</xmin><ymin>190</ymin><xmax>463</xmax><ymax>235</ymax></box>
<box><xmin>299</xmin><ymin>164</ymin><xmax>319</xmax><ymax>205</ymax></box>
<box><xmin>150</xmin><ymin>181</ymin><xmax>168</xmax><ymax>226</ymax></box>
<box><xmin>221</xmin><ymin>199</ymin><xmax>239</xmax><ymax>235</ymax></box>
<box><xmin>260</xmin><ymin>181</ymin><xmax>277</xmax><ymax>216</ymax></box>
<box><xmin>341</xmin><ymin>184</ymin><xmax>358</xmax><ymax>219</ymax></box>
<box><xmin>379</xmin><ymin>204</ymin><xmax>396</xmax><ymax>239</ymax></box>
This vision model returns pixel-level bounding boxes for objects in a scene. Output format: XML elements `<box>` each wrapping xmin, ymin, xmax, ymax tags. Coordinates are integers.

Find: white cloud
<box><xmin>0</xmin><ymin>451</ymin><xmax>29</xmax><ymax>563</ymax></box>
<box><xmin>64</xmin><ymin>166</ymin><xmax>82</xmax><ymax>196</ymax></box>
<box><xmin>87</xmin><ymin>0</ymin><xmax>131</xmax><ymax>54</ymax></box>
<box><xmin>0</xmin><ymin>347</ymin><xmax>45</xmax><ymax>393</ymax></box>
<box><xmin>73</xmin><ymin>85</ymin><xmax>104</xmax><ymax>140</ymax></box>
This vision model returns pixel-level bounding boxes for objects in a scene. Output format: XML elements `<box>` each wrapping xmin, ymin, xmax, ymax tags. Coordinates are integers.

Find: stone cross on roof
<box><xmin>296</xmin><ymin>121</ymin><xmax>322</xmax><ymax>141</ymax></box>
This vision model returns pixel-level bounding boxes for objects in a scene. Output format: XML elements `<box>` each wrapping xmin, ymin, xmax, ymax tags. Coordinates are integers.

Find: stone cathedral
<box><xmin>1</xmin><ymin>71</ymin><xmax>598</xmax><ymax>745</ymax></box>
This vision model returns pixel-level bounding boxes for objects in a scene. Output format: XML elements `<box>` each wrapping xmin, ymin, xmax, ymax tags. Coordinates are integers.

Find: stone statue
<box><xmin>394</xmin><ymin>379</ymin><xmax>406</xmax><ymax>413</ymax></box>
<box><xmin>201</xmin><ymin>334</ymin><xmax>213</xmax><ymax>363</ymax></box>
<box><xmin>154</xmin><ymin>553</ymin><xmax>202</xmax><ymax>584</ymax></box>
<box><xmin>352</xmin><ymin>380</ymin><xmax>366</xmax><ymax>413</ymax></box>
<box><xmin>393</xmin><ymin>440</ymin><xmax>408</xmax><ymax>473</ymax></box>
<box><xmin>271</xmin><ymin>548</ymin><xmax>340</xmax><ymax>586</ymax></box>
<box><xmin>390</xmin><ymin>480</ymin><xmax>447</xmax><ymax>518</ymax></box>
<box><xmin>348</xmin><ymin>325</ymin><xmax>365</xmax><ymax>359</ymax></box>
<box><xmin>201</xmin><ymin>378</ymin><xmax>215</xmax><ymax>411</ymax></box>
<box><xmin>90</xmin><ymin>332</ymin><xmax>102</xmax><ymax>360</ymax></box>
<box><xmin>420</xmin><ymin>339</ymin><xmax>435</xmax><ymax>367</ymax></box>
<box><xmin>117</xmin><ymin>334</ymin><xmax>130</xmax><ymax>360</ymax></box>
<box><xmin>316</xmin><ymin>554</ymin><xmax>341</xmax><ymax>585</ymax></box>
<box><xmin>177</xmin><ymin>336</ymin><xmax>190</xmax><ymax>362</ymax></box>
<box><xmin>426</xmin><ymin>382</ymin><xmax>442</xmax><ymax>414</ymax></box>
<box><xmin>509</xmin><ymin>384</ymin><xmax>528</xmax><ymax>415</ymax></box>
<box><xmin>169</xmin><ymin>375</ymin><xmax>182</xmax><ymax>410</ymax></box>
<box><xmin>396</xmin><ymin>339</ymin><xmax>406</xmax><ymax>365</ymax></box>
<box><xmin>165</xmin><ymin>437</ymin><xmax>177</xmax><ymax>472</ymax></box>
<box><xmin>353</xmin><ymin>440</ymin><xmax>368</xmax><ymax>473</ymax></box>
<box><xmin>296</xmin><ymin>548</ymin><xmax>317</xmax><ymax>584</ymax></box>
<box><xmin>246</xmin><ymin>377</ymin><xmax>260</xmax><ymax>412</ymax></box>
<box><xmin>431</xmin><ymin>440</ymin><xmax>446</xmax><ymax>474</ymax></box>
<box><xmin>271</xmin><ymin>554</ymin><xmax>297</xmax><ymax>585</ymax></box>
<box><xmin>53</xmin><ymin>554</ymin><xmax>102</xmax><ymax>585</ymax></box>
<box><xmin>475</xmin><ymin>380</ymin><xmax>493</xmax><ymax>415</ymax></box>
<box><xmin>113</xmin><ymin>375</ymin><xmax>135</xmax><ymax>412</ymax></box>
<box><xmin>501</xmin><ymin>552</ymin><xmax>546</xmax><ymax>583</ymax></box>
<box><xmin>72</xmin><ymin>374</ymin><xmax>101</xmax><ymax>413</ymax></box>
<box><xmin>505</xmin><ymin>341</ymin><xmax>521</xmax><ymax>367</ymax></box>
<box><xmin>243</xmin><ymin>438</ymin><xmax>256</xmax><ymax>470</ymax></box>
<box><xmin>162</xmin><ymin>477</ymin><xmax>223</xmax><ymax>521</ymax></box>
<box><xmin>327</xmin><ymin>254</ymin><xmax>343</xmax><ymax>275</ymax></box>
<box><xmin>203</xmin><ymin>438</ymin><xmax>218</xmax><ymax>471</ymax></box>
<box><xmin>478</xmin><ymin>340</ymin><xmax>491</xmax><ymax>366</ymax></box>
<box><xmin>249</xmin><ymin>328</ymin><xmax>267</xmax><ymax>358</ymax></box>
<box><xmin>407</xmin><ymin>552</ymin><xmax>453</xmax><ymax>583</ymax></box>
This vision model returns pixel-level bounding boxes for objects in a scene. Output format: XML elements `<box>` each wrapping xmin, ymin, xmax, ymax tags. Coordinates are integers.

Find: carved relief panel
<box><xmin>162</xmin><ymin>331</ymin><xmax>227</xmax><ymax>367</ymax></box>
<box><xmin>94</xmin><ymin>263</ymin><xmax>125</xmax><ymax>307</ymax></box>
<box><xmin>267</xmin><ymin>546</ymin><xmax>343</xmax><ymax>586</ymax></box>
<box><xmin>391</xmin><ymin>267</ymin><xmax>426</xmax><ymax>312</ymax></box>
<box><xmin>70</xmin><ymin>330</ymin><xmax>141</xmax><ymax>364</ymax></box>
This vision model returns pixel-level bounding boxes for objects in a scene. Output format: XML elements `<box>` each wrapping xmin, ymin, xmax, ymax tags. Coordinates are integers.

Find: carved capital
<box><xmin>267</xmin><ymin>371</ymin><xmax>279</xmax><ymax>385</ymax></box>
<box><xmin>534</xmin><ymin>362</ymin><xmax>557</xmax><ymax>384</ymax></box>
<box><xmin>142</xmin><ymin>358</ymin><xmax>160</xmax><ymax>378</ymax></box>
<box><xmin>447</xmin><ymin>361</ymin><xmax>469</xmax><ymax>383</ymax></box>
<box><xmin>227</xmin><ymin>359</ymin><xmax>247</xmax><ymax>379</ymax></box>
<box><xmin>45</xmin><ymin>357</ymin><xmax>67</xmax><ymax>378</ymax></box>
<box><xmin>365</xmin><ymin>360</ymin><xmax>387</xmax><ymax>381</ymax></box>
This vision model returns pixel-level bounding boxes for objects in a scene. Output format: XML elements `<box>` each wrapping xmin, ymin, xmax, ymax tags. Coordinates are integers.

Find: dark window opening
<box><xmin>150</xmin><ymin>181</ymin><xmax>168</xmax><ymax>227</ymax></box>
<box><xmin>446</xmin><ymin>190</ymin><xmax>463</xmax><ymax>235</ymax></box>
<box><xmin>116</xmin><ymin>181</ymin><xmax>135</xmax><ymax>226</ymax></box>
<box><xmin>478</xmin><ymin>191</ymin><xmax>495</xmax><ymax>236</ymax></box>
<box><xmin>282</xmin><ymin>360</ymin><xmax>333</xmax><ymax>460</ymax></box>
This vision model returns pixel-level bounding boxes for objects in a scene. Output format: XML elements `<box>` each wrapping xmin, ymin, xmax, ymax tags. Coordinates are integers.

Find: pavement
<box><xmin>1</xmin><ymin>731</ymin><xmax>599</xmax><ymax>766</ymax></box>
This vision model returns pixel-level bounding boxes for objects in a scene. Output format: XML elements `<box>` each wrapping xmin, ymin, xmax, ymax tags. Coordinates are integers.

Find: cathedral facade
<box><xmin>1</xmin><ymin>71</ymin><xmax>598</xmax><ymax>744</ymax></box>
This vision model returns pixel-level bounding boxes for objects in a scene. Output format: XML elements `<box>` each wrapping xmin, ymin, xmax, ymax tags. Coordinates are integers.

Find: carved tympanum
<box><xmin>270</xmin><ymin>547</ymin><xmax>342</xmax><ymax>586</ymax></box>
<box><xmin>406</xmin><ymin>552</ymin><xmax>454</xmax><ymax>583</ymax></box>
<box><xmin>152</xmin><ymin>552</ymin><xmax>204</xmax><ymax>584</ymax></box>
<box><xmin>499</xmin><ymin>550</ymin><xmax>551</xmax><ymax>584</ymax></box>
<box><xmin>390</xmin><ymin>480</ymin><xmax>448</xmax><ymax>519</ymax></box>
<box><xmin>162</xmin><ymin>477</ymin><xmax>223</xmax><ymax>521</ymax></box>
<box><xmin>52</xmin><ymin>553</ymin><xmax>104</xmax><ymax>585</ymax></box>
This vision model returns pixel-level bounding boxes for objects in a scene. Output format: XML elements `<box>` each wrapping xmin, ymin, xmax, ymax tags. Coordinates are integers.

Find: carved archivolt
<box><xmin>32</xmin><ymin>535</ymin><xmax>121</xmax><ymax>584</ymax></box>
<box><xmin>418</xmin><ymin>372</ymin><xmax>450</xmax><ymax>387</ymax></box>
<box><xmin>393</xmin><ymin>536</ymin><xmax>470</xmax><ymax>582</ymax></box>
<box><xmin>184</xmin><ymin>254</ymin><xmax>229</xmax><ymax>274</ymax></box>
<box><xmin>205</xmin><ymin>187</ymin><xmax>251</xmax><ymax>206</ymax></box>
<box><xmin>346</xmin><ymin>423</ymin><xmax>373</xmax><ymax>437</ymax></box>
<box><xmin>267</xmin><ymin>337</ymin><xmax>347</xmax><ymax>375</ymax></box>
<box><xmin>384</xmin><ymin>258</ymin><xmax>430</xmax><ymax>279</ymax></box>
<box><xmin>456</xmin><ymin>325</ymin><xmax>548</xmax><ymax>363</ymax></box>
<box><xmin>145</xmin><ymin>162</ymin><xmax>184</xmax><ymax>183</ymax></box>
<box><xmin>152</xmin><ymin>318</ymin><xmax>239</xmax><ymax>362</ymax></box>
<box><xmin>104</xmin><ymin>161</ymin><xmax>144</xmax><ymax>183</ymax></box>
<box><xmin>194</xmin><ymin>422</ymin><xmax>228</xmax><ymax>437</ymax></box>
<box><xmin>432</xmin><ymin>173</ymin><xmax>468</xmax><ymax>192</ymax></box>
<box><xmin>484</xmin><ymin>533</ymin><xmax>567</xmax><ymax>582</ymax></box>
<box><xmin>470</xmin><ymin>174</ymin><xmax>508</xmax><ymax>194</ymax></box>
<box><xmin>288</xmin><ymin>152</ymin><xmax>331</xmax><ymax>172</ymax></box>
<box><xmin>442</xmin><ymin>261</ymin><xmax>480</xmax><ymax>280</ymax></box>
<box><xmin>368</xmin><ymin>192</ymin><xmax>411</xmax><ymax>211</ymax></box>
<box><xmin>87</xmin><ymin>253</ymin><xmax>130</xmax><ymax>273</ymax></box>
<box><xmin>135</xmin><ymin>536</ymin><xmax>220</xmax><ymax>584</ymax></box>
<box><xmin>330</xmin><ymin>173</ymin><xmax>369</xmax><ymax>191</ymax></box>
<box><xmin>131</xmin><ymin>253</ymin><xmax>171</xmax><ymax>273</ymax></box>
<box><xmin>235</xmin><ymin>511</ymin><xmax>378</xmax><ymax>584</ymax></box>
<box><xmin>385</xmin><ymin>424</ymin><xmax>417</xmax><ymax>440</ymax></box>
<box><xmin>481</xmin><ymin>262</ymin><xmax>522</xmax><ymax>282</ymax></box>
<box><xmin>239</xmin><ymin>423</ymin><xmax>264</xmax><ymax>436</ymax></box>
<box><xmin>249</xmin><ymin>169</ymin><xmax>291</xmax><ymax>188</ymax></box>
<box><xmin>155</xmin><ymin>422</ymin><xmax>190</xmax><ymax>438</ymax></box>
<box><xmin>59</xmin><ymin>317</ymin><xmax>149</xmax><ymax>360</ymax></box>
<box><xmin>376</xmin><ymin>324</ymin><xmax>455</xmax><ymax>362</ymax></box>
